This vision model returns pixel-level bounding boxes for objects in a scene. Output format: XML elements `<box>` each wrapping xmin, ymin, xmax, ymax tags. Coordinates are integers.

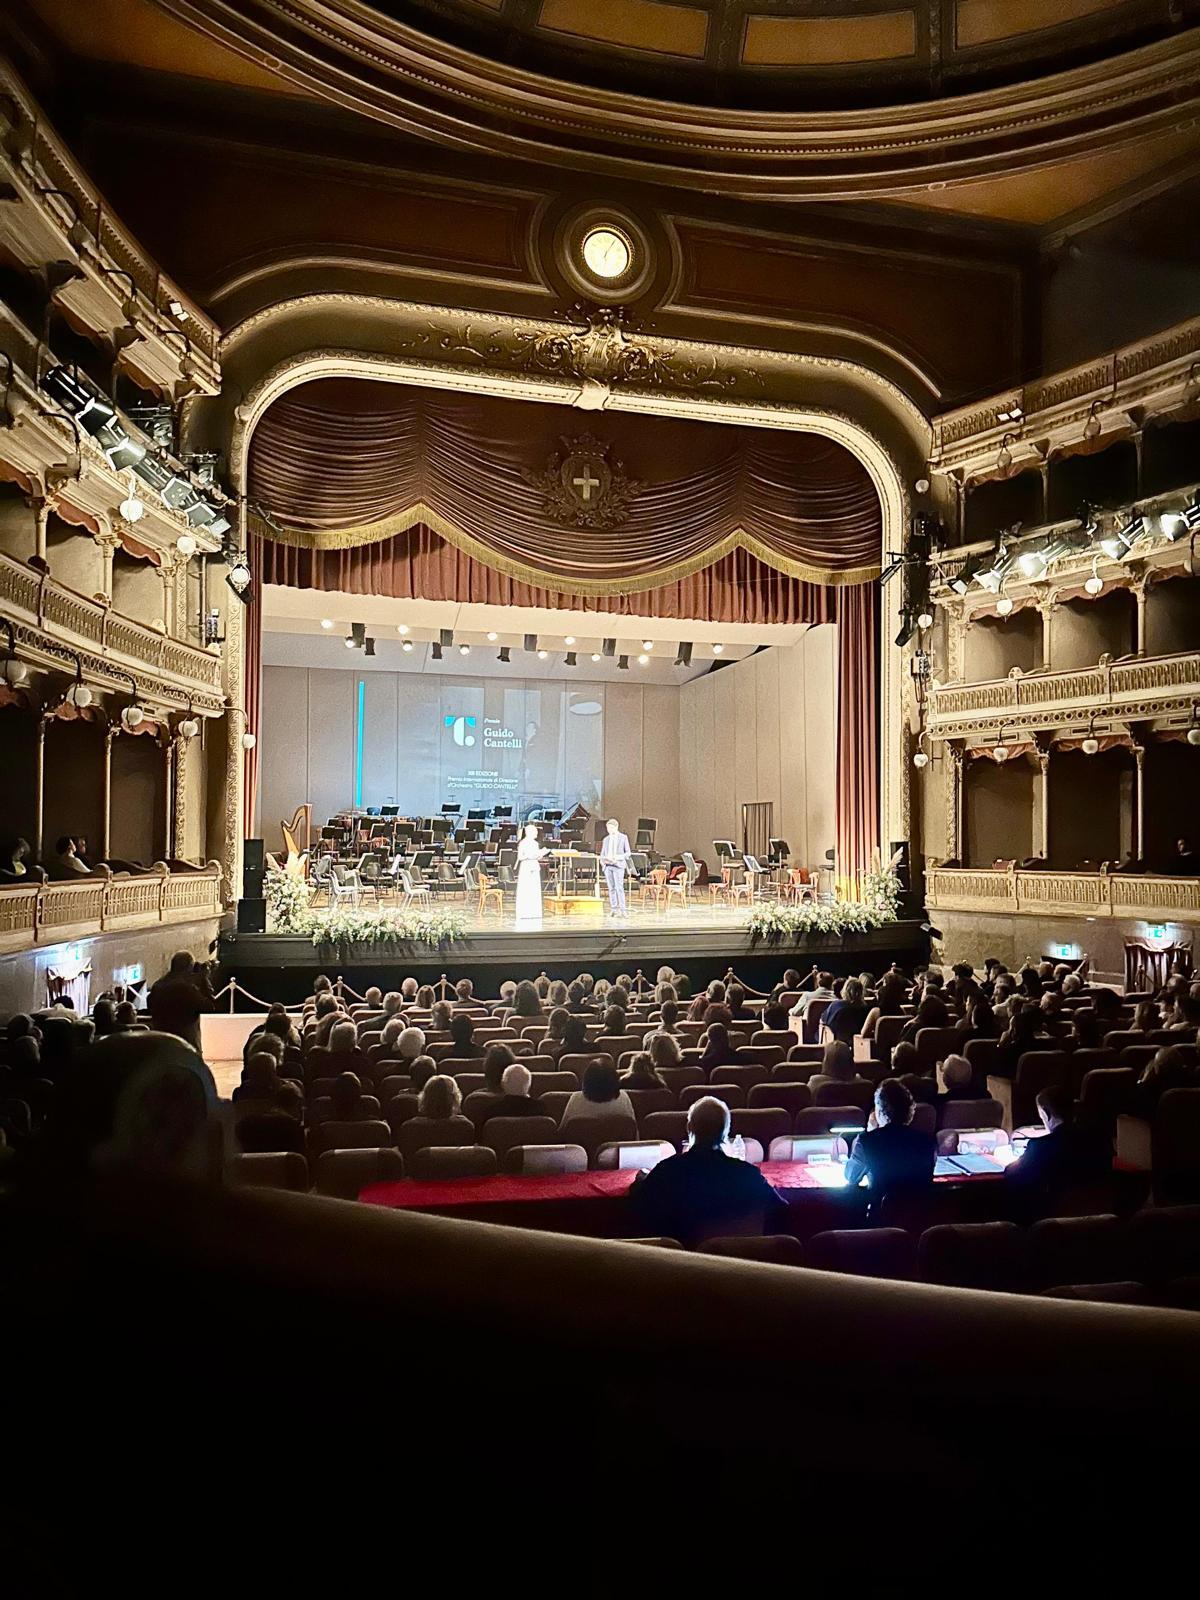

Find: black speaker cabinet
<box><xmin>237</xmin><ymin>897</ymin><xmax>267</xmax><ymax>933</ymax></box>
<box><xmin>242</xmin><ymin>838</ymin><xmax>265</xmax><ymax>898</ymax></box>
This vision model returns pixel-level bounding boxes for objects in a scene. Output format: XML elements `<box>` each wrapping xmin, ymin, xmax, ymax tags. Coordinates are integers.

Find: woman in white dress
<box><xmin>514</xmin><ymin>823</ymin><xmax>548</xmax><ymax>924</ymax></box>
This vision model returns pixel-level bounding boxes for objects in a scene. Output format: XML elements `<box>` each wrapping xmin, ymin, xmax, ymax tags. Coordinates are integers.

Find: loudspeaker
<box><xmin>243</xmin><ymin>838</ymin><xmax>265</xmax><ymax>899</ymax></box>
<box><xmin>237</xmin><ymin>897</ymin><xmax>266</xmax><ymax>933</ymax></box>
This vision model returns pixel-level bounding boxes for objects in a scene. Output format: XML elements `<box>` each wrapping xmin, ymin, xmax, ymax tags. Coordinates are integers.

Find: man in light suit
<box><xmin>599</xmin><ymin>817</ymin><xmax>633</xmax><ymax>917</ymax></box>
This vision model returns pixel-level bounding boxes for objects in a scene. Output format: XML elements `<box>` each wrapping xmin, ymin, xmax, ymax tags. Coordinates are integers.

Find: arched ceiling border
<box><xmin>150</xmin><ymin>3</ymin><xmax>1200</xmax><ymax>201</ymax></box>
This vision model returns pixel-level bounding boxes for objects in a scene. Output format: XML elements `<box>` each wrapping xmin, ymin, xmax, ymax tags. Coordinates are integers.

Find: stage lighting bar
<box><xmin>617</xmin><ymin>654</ymin><xmax>629</xmax><ymax>670</ymax></box>
<box><xmin>439</xmin><ymin>628</ymin><xmax>454</xmax><ymax>649</ymax></box>
<box><xmin>602</xmin><ymin>638</ymin><xmax>616</xmax><ymax>657</ymax></box>
<box><xmin>432</xmin><ymin>642</ymin><xmax>443</xmax><ymax>661</ymax></box>
<box><xmin>42</xmin><ymin>364</ymin><xmax>231</xmax><ymax>537</ymax></box>
<box><xmin>564</xmin><ymin>651</ymin><xmax>577</xmax><ymax>667</ymax></box>
<box><xmin>497</xmin><ymin>646</ymin><xmax>511</xmax><ymax>663</ymax></box>
<box><xmin>524</xmin><ymin>634</ymin><xmax>538</xmax><ymax>653</ymax></box>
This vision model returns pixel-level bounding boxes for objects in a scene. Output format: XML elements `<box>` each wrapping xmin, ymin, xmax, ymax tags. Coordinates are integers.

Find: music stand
<box><xmin>441</xmin><ymin>804</ymin><xmax>461</xmax><ymax>815</ymax></box>
<box><xmin>493</xmin><ymin>805</ymin><xmax>513</xmax><ymax>820</ymax></box>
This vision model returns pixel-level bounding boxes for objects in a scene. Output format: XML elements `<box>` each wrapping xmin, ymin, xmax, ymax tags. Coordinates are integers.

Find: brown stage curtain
<box><xmin>260</xmin><ymin>529</ymin><xmax>835</xmax><ymax>627</ymax></box>
<box><xmin>835</xmin><ymin>582</ymin><xmax>880</xmax><ymax>893</ymax></box>
<box><xmin>248</xmin><ymin>379</ymin><xmax>881</xmax><ymax>595</ymax></box>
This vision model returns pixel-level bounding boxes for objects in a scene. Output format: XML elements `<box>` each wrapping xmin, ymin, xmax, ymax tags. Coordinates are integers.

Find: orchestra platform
<box><xmin>218</xmin><ymin>902</ymin><xmax>927</xmax><ymax>1006</ymax></box>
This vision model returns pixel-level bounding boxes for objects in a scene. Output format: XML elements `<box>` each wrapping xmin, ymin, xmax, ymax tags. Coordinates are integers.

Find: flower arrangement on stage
<box><xmin>745</xmin><ymin>855</ymin><xmax>903</xmax><ymax>944</ymax></box>
<box><xmin>264</xmin><ymin>868</ymin><xmax>466</xmax><ymax>947</ymax></box>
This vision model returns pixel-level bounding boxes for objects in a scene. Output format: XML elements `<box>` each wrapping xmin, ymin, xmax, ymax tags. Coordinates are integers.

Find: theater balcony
<box><xmin>0</xmin><ymin>61</ymin><xmax>219</xmax><ymax>400</ymax></box>
<box><xmin>0</xmin><ymin>862</ymin><xmax>223</xmax><ymax>956</ymax></box>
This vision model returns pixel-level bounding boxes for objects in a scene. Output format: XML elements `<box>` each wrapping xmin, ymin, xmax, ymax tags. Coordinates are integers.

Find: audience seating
<box><xmin>395</xmin><ymin>1115</ymin><xmax>476</xmax><ymax>1164</ymax></box>
<box><xmin>1027</xmin><ymin>1214</ymin><xmax>1126</xmax><ymax>1290</ymax></box>
<box><xmin>917</xmin><ymin>1222</ymin><xmax>1026</xmax><ymax>1292</ymax></box>
<box><xmin>480</xmin><ymin>1115</ymin><xmax>560</xmax><ymax>1163</ymax></box>
<box><xmin>988</xmin><ymin>1050</ymin><xmax>1072</xmax><ymax>1130</ymax></box>
<box><xmin>1152</xmin><ymin>1088</ymin><xmax>1200</xmax><ymax>1205</ymax></box>
<box><xmin>679</xmin><ymin>1082</ymin><xmax>745</xmax><ymax>1111</ymax></box>
<box><xmin>229</xmin><ymin>1152</ymin><xmax>309</xmax><ymax>1192</ymax></box>
<box><xmin>938</xmin><ymin>1098</ymin><xmax>1004</xmax><ymax>1131</ymax></box>
<box><xmin>624</xmin><ymin>1087</ymin><xmax>675</xmax><ymax>1119</ymax></box>
<box><xmin>503</xmin><ymin>1143</ymin><xmax>587</xmax><ymax>1175</ymax></box>
<box><xmin>793</xmin><ymin>1106</ymin><xmax>866</xmax><ymax>1136</ymax></box>
<box><xmin>730</xmin><ymin>1107</ymin><xmax>791</xmax><ymax>1149</ymax></box>
<box><xmin>915</xmin><ymin>1026</ymin><xmax>961</xmax><ymax>1071</ymax></box>
<box><xmin>314</xmin><ymin>1147</ymin><xmax>405</xmax><ymax>1198</ymax></box>
<box><xmin>1077</xmin><ymin>1067</ymin><xmax>1136</xmax><ymax>1129</ymax></box>
<box><xmin>642</xmin><ymin>1110</ymin><xmax>689</xmax><ymax>1150</ymax></box>
<box><xmin>700</xmin><ymin>1235</ymin><xmax>806</xmax><ymax>1266</ymax></box>
<box><xmin>813</xmin><ymin>1079</ymin><xmax>874</xmax><ymax>1114</ymax></box>
<box><xmin>409</xmin><ymin>1145</ymin><xmax>498</xmax><ymax>1180</ymax></box>
<box><xmin>805</xmin><ymin>1228</ymin><xmax>916</xmax><ymax>1281</ymax></box>
<box><xmin>748</xmin><ymin>1081</ymin><xmax>812</xmax><ymax>1117</ymax></box>
<box><xmin>595</xmin><ymin>1140</ymin><xmax>674</xmax><ymax>1171</ymax></box>
<box><xmin>708</xmin><ymin>1063</ymin><xmax>770</xmax><ymax>1090</ymax></box>
<box><xmin>309</xmin><ymin>1118</ymin><xmax>393</xmax><ymax>1157</ymax></box>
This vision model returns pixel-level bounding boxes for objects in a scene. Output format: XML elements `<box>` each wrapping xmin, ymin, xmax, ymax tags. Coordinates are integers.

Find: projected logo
<box><xmin>444</xmin><ymin>713</ymin><xmax>476</xmax><ymax>747</ymax></box>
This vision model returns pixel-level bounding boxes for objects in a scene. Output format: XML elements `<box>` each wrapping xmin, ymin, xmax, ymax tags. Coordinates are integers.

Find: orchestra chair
<box><xmin>313</xmin><ymin>1147</ymin><xmax>404</xmax><ymax>1199</ymax></box>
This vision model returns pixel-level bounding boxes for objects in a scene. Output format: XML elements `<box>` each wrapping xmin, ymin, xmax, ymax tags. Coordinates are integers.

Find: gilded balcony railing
<box><xmin>926</xmin><ymin>653</ymin><xmax>1200</xmax><ymax>737</ymax></box>
<box><xmin>0</xmin><ymin>865</ymin><xmax>224</xmax><ymax>954</ymax></box>
<box><xmin>926</xmin><ymin>867</ymin><xmax>1200</xmax><ymax>921</ymax></box>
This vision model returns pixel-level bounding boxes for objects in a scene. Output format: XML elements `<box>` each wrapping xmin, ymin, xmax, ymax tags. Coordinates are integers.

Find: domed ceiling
<box><xmin>377</xmin><ymin>0</ymin><xmax>1192</xmax><ymax>108</ymax></box>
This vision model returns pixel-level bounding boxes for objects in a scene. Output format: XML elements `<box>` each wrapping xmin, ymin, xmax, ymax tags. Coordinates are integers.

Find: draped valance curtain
<box><xmin>245</xmin><ymin>377</ymin><xmax>881</xmax><ymax>874</ymax></box>
<box><xmin>247</xmin><ymin>379</ymin><xmax>881</xmax><ymax>596</ymax></box>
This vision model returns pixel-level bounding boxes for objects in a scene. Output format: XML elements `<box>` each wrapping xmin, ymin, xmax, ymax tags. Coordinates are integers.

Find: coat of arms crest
<box><xmin>522</xmin><ymin>432</ymin><xmax>642</xmax><ymax>529</ymax></box>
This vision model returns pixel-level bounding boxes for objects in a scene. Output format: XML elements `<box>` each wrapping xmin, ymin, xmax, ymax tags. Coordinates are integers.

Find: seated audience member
<box><xmin>992</xmin><ymin>1007</ymin><xmax>1051</xmax><ymax>1078</ymax></box>
<box><xmin>414</xmin><ymin>984</ymin><xmax>436</xmax><ymax>1011</ymax></box>
<box><xmin>410</xmin><ymin>1073</ymin><xmax>471</xmax><ymax>1131</ymax></box>
<box><xmin>821</xmin><ymin>977</ymin><xmax>869</xmax><ymax>1043</ymax></box>
<box><xmin>725</xmin><ymin>983</ymin><xmax>751</xmax><ymax>1021</ymax></box>
<box><xmin>653</xmin><ymin>981</ymin><xmax>677</xmax><ymax>1007</ymax></box>
<box><xmin>0</xmin><ymin>835</ymin><xmax>45</xmax><ymax>884</ymax></box>
<box><xmin>1166</xmin><ymin>994</ymin><xmax>1200</xmax><ymax>1035</ymax></box>
<box><xmin>481</xmin><ymin>1043</ymin><xmax>516</xmax><ymax>1095</ymax></box>
<box><xmin>327</xmin><ymin>1020</ymin><xmax>365</xmax><ymax>1071</ymax></box>
<box><xmin>628</xmin><ymin>1095</ymin><xmax>786</xmax><ymax>1247</ymax></box>
<box><xmin>688</xmin><ymin>980</ymin><xmax>726</xmax><ymax>1022</ymax></box>
<box><xmin>698</xmin><ymin>1021</ymin><xmax>738</xmax><ymax>1072</ymax></box>
<box><xmin>1017</xmin><ymin>965</ymin><xmax>1043</xmax><ymax>1000</ymax></box>
<box><xmin>233</xmin><ymin>1051</ymin><xmax>281</xmax><ymax>1103</ymax></box>
<box><xmin>577</xmin><ymin>972</ymin><xmax>596</xmax><ymax>998</ymax></box>
<box><xmin>844</xmin><ymin>1079</ymin><xmax>935</xmax><ymax>1218</ymax></box>
<box><xmin>509</xmin><ymin>980</ymin><xmax>542</xmax><ymax>1019</ymax></box>
<box><xmin>658</xmin><ymin>1000</ymin><xmax>681</xmax><ymax>1034</ymax></box>
<box><xmin>566</xmin><ymin>981</ymin><xmax>590</xmax><ymax>1013</ymax></box>
<box><xmin>1173</xmin><ymin>837</ymin><xmax>1200</xmax><ymax>874</ymax></box>
<box><xmin>620</xmin><ymin>1050</ymin><xmax>668</xmax><ymax>1091</ymax></box>
<box><xmin>780</xmin><ymin>968</ymin><xmax>802</xmax><ymax>992</ymax></box>
<box><xmin>407</xmin><ymin>1056</ymin><xmax>437</xmax><ymax>1095</ymax></box>
<box><xmin>936</xmin><ymin>1054</ymin><xmax>976</xmax><ymax>1104</ymax></box>
<box><xmin>808</xmin><ymin>1041</ymin><xmax>867</xmax><ymax>1099</ymax></box>
<box><xmin>374</xmin><ymin>1017</ymin><xmax>406</xmax><ymax>1062</ymax></box>
<box><xmin>860</xmin><ymin>975</ymin><xmax>907</xmax><ymax>1040</ymax></box>
<box><xmin>1133</xmin><ymin>1045</ymin><xmax>1200</xmax><ymax>1118</ymax></box>
<box><xmin>330</xmin><ymin>1072</ymin><xmax>373</xmax><ymax>1121</ymax></box>
<box><xmin>429</xmin><ymin>1000</ymin><xmax>453</xmax><ymax>1034</ymax></box>
<box><xmin>559</xmin><ymin>1060</ymin><xmax>637</xmax><ymax>1141</ymax></box>
<box><xmin>534</xmin><ymin>975</ymin><xmax>552</xmax><ymax>1001</ymax></box>
<box><xmin>307</xmin><ymin>994</ymin><xmax>341</xmax><ymax>1045</ymax></box>
<box><xmin>498</xmin><ymin>980</ymin><xmax>517</xmax><ymax>1007</ymax></box>
<box><xmin>790</xmin><ymin>971</ymin><xmax>835</xmax><ymax>1022</ymax></box>
<box><xmin>1040</xmin><ymin>990</ymin><xmax>1065</xmax><ymax>1025</ymax></box>
<box><xmin>394</xmin><ymin>1026</ymin><xmax>427</xmax><ymax>1066</ymax></box>
<box><xmin>899</xmin><ymin>992</ymin><xmax>950</xmax><ymax>1043</ymax></box>
<box><xmin>760</xmin><ymin>1003</ymin><xmax>790</xmax><ymax>1033</ymax></box>
<box><xmin>647</xmin><ymin>1031</ymin><xmax>682</xmax><ymax>1071</ymax></box>
<box><xmin>702</xmin><ymin>1002</ymin><xmax>733</xmax><ymax>1029</ymax></box>
<box><xmin>113</xmin><ymin>1001</ymin><xmax>140</xmax><ymax>1032</ymax></box>
<box><xmin>1061</xmin><ymin>972</ymin><xmax>1083</xmax><ymax>997</ymax></box>
<box><xmin>549</xmin><ymin>1013</ymin><xmax>592</xmax><ymax>1061</ymax></box>
<box><xmin>1005</xmin><ymin>1083</ymin><xmax>1111</xmax><ymax>1214</ymax></box>
<box><xmin>1132</xmin><ymin>999</ymin><xmax>1160</xmax><ymax>1033</ymax></box>
<box><xmin>7</xmin><ymin>1034</ymin><xmax>42</xmax><ymax>1082</ymax></box>
<box><xmin>236</xmin><ymin>1082</ymin><xmax>306</xmax><ymax>1155</ymax></box>
<box><xmin>400</xmin><ymin>977</ymin><xmax>418</xmax><ymax>1002</ymax></box>
<box><xmin>600</xmin><ymin>1005</ymin><xmax>628</xmax><ymax>1039</ymax></box>
<box><xmin>485</xmin><ymin>1062</ymin><xmax>547</xmax><ymax>1119</ymax></box>
<box><xmin>454</xmin><ymin>978</ymin><xmax>475</xmax><ymax>1005</ymax></box>
<box><xmin>592</xmin><ymin>979</ymin><xmax>612</xmax><ymax>1009</ymax></box>
<box><xmin>547</xmin><ymin>980</ymin><xmax>569</xmax><ymax>1009</ymax></box>
<box><xmin>379</xmin><ymin>992</ymin><xmax>404</xmax><ymax>1024</ymax></box>
<box><xmin>956</xmin><ymin>996</ymin><xmax>998</xmax><ymax>1041</ymax></box>
<box><xmin>147</xmin><ymin>952</ymin><xmax>214</xmax><ymax>1054</ymax></box>
<box><xmin>449</xmin><ymin>1013</ymin><xmax>484</xmax><ymax>1059</ymax></box>
<box><xmin>91</xmin><ymin>999</ymin><xmax>119</xmax><ymax>1038</ymax></box>
<box><xmin>608</xmin><ymin>985</ymin><xmax>630</xmax><ymax>1017</ymax></box>
<box><xmin>673</xmin><ymin>974</ymin><xmax>693</xmax><ymax>1001</ymax></box>
<box><xmin>47</xmin><ymin>836</ymin><xmax>92</xmax><ymax>879</ymax></box>
<box><xmin>544</xmin><ymin>1007</ymin><xmax>570</xmax><ymax>1052</ymax></box>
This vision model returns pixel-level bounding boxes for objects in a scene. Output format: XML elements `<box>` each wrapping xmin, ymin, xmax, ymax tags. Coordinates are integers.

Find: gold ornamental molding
<box><xmin>927</xmin><ymin>866</ymin><xmax>1200</xmax><ymax>924</ymax></box>
<box><xmin>925</xmin><ymin>652</ymin><xmax>1200</xmax><ymax>739</ymax></box>
<box><xmin>149</xmin><ymin>4</ymin><xmax>1200</xmax><ymax>202</ymax></box>
<box><xmin>0</xmin><ymin>865</ymin><xmax>224</xmax><ymax>957</ymax></box>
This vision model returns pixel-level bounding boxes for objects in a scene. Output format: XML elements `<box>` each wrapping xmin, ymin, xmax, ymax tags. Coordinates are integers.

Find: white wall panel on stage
<box><xmin>307</xmin><ymin>669</ymin><xmax>355</xmax><ymax>822</ymax></box>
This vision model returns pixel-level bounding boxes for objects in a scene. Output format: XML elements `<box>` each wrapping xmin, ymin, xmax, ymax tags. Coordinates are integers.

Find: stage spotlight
<box><xmin>439</xmin><ymin>628</ymin><xmax>454</xmax><ymax>648</ymax></box>
<box><xmin>996</xmin><ymin>595</ymin><xmax>1014</xmax><ymax>616</ymax></box>
<box><xmin>564</xmin><ymin>651</ymin><xmax>578</xmax><ymax>667</ymax></box>
<box><xmin>637</xmin><ymin>653</ymin><xmax>649</xmax><ymax>665</ymax></box>
<box><xmin>537</xmin><ymin>648</ymin><xmax>549</xmax><ymax>660</ymax></box>
<box><xmin>432</xmin><ymin>642</ymin><xmax>443</xmax><ymax>661</ymax></box>
<box><xmin>590</xmin><ymin>651</ymin><xmax>602</xmax><ymax>662</ymax></box>
<box><xmin>486</xmin><ymin>631</ymin><xmax>498</xmax><ymax>642</ymax></box>
<box><xmin>344</xmin><ymin>636</ymin><xmax>357</xmax><ymax>649</ymax></box>
<box><xmin>364</xmin><ymin>638</ymin><xmax>376</xmax><ymax>658</ymax></box>
<box><xmin>712</xmin><ymin>643</ymin><xmax>724</xmax><ymax>655</ymax></box>
<box><xmin>401</xmin><ymin>639</ymin><xmax>414</xmax><ymax>653</ymax></box>
<box><xmin>674</xmin><ymin>642</ymin><xmax>693</xmax><ymax>667</ymax></box>
<box><xmin>524</xmin><ymin>634</ymin><xmax>538</xmax><ymax>653</ymax></box>
<box><xmin>564</xmin><ymin>635</ymin><xmax>576</xmax><ymax>646</ymax></box>
<box><xmin>397</xmin><ymin>623</ymin><xmax>410</xmax><ymax>635</ymax></box>
<box><xmin>320</xmin><ymin>619</ymin><xmax>333</xmax><ymax>630</ymax></box>
<box><xmin>641</xmin><ymin>639</ymin><xmax>653</xmax><ymax>651</ymax></box>
<box><xmin>459</xmin><ymin>643</ymin><xmax>471</xmax><ymax>656</ymax></box>
<box><xmin>1016</xmin><ymin>549</ymin><xmax>1047</xmax><ymax>580</ymax></box>
<box><xmin>1159</xmin><ymin>511</ymin><xmax>1188</xmax><ymax>541</ymax></box>
<box><xmin>602</xmin><ymin>638</ymin><xmax>616</xmax><ymax>657</ymax></box>
<box><xmin>498</xmin><ymin>646</ymin><xmax>511</xmax><ymax>663</ymax></box>
<box><xmin>617</xmin><ymin>654</ymin><xmax>629</xmax><ymax>670</ymax></box>
<box><xmin>895</xmin><ymin>610</ymin><xmax>916</xmax><ymax>648</ymax></box>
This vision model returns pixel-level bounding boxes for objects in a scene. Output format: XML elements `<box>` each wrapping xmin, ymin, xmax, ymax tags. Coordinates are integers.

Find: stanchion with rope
<box><xmin>212</xmin><ymin>977</ymin><xmax>306</xmax><ymax>1015</ymax></box>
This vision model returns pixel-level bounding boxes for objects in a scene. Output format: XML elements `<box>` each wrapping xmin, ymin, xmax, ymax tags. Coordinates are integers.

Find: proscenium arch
<box><xmin>221</xmin><ymin>337</ymin><xmax>922</xmax><ymax>870</ymax></box>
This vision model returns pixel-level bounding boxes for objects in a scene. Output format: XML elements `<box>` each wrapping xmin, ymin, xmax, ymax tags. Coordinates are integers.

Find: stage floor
<box><xmin>316</xmin><ymin>897</ymin><xmax>761</xmax><ymax>937</ymax></box>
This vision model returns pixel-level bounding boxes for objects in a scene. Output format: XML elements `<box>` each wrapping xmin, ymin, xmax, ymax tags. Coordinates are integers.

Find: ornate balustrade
<box><xmin>0</xmin><ymin>865</ymin><xmax>223</xmax><ymax>955</ymax></box>
<box><xmin>0</xmin><ymin>549</ymin><xmax>224</xmax><ymax>708</ymax></box>
<box><xmin>925</xmin><ymin>652</ymin><xmax>1200</xmax><ymax>738</ymax></box>
<box><xmin>927</xmin><ymin>867</ymin><xmax>1200</xmax><ymax>922</ymax></box>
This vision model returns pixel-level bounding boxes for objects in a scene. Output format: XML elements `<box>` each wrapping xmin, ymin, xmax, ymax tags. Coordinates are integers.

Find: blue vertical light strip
<box><xmin>354</xmin><ymin>678</ymin><xmax>365</xmax><ymax>809</ymax></box>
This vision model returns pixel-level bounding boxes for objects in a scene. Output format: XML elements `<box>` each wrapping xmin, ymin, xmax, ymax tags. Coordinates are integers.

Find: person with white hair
<box><xmin>486</xmin><ymin>1061</ymin><xmax>548</xmax><ymax>1119</ymax></box>
<box><xmin>628</xmin><ymin>1095</ymin><xmax>786</xmax><ymax>1247</ymax></box>
<box><xmin>937</xmin><ymin>1053</ymin><xmax>977</xmax><ymax>1105</ymax></box>
<box><xmin>396</xmin><ymin>1026</ymin><xmax>426</xmax><ymax>1063</ymax></box>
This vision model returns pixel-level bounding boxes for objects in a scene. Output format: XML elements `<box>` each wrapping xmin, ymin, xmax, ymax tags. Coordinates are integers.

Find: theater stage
<box><xmin>219</xmin><ymin>903</ymin><xmax>927</xmax><ymax>1005</ymax></box>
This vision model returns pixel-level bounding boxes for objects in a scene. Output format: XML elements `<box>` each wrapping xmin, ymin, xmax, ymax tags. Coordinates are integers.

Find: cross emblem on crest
<box><xmin>522</xmin><ymin>432</ymin><xmax>642</xmax><ymax>529</ymax></box>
